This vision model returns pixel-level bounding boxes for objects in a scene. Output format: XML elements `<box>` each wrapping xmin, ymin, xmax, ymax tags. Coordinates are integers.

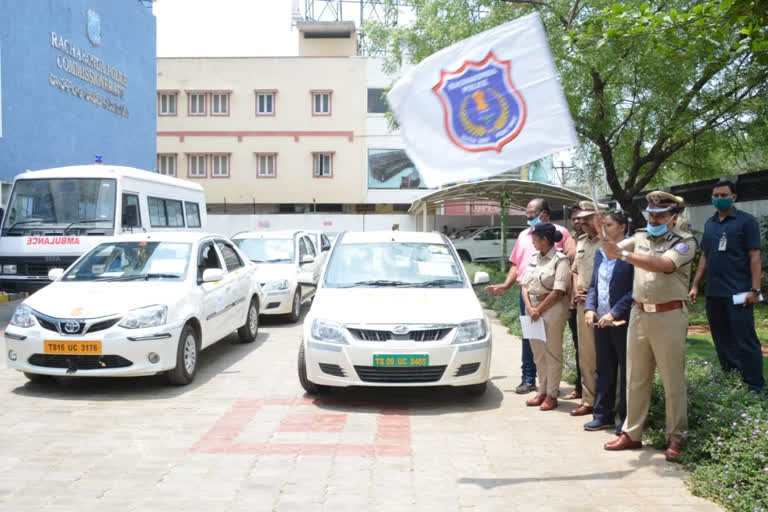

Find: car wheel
<box><xmin>286</xmin><ymin>290</ymin><xmax>301</xmax><ymax>323</ymax></box>
<box><xmin>298</xmin><ymin>343</ymin><xmax>325</xmax><ymax>394</ymax></box>
<box><xmin>462</xmin><ymin>381</ymin><xmax>487</xmax><ymax>396</ymax></box>
<box><xmin>458</xmin><ymin>250</ymin><xmax>471</xmax><ymax>263</ymax></box>
<box><xmin>24</xmin><ymin>372</ymin><xmax>54</xmax><ymax>384</ymax></box>
<box><xmin>237</xmin><ymin>297</ymin><xmax>259</xmax><ymax>343</ymax></box>
<box><xmin>168</xmin><ymin>323</ymin><xmax>199</xmax><ymax>386</ymax></box>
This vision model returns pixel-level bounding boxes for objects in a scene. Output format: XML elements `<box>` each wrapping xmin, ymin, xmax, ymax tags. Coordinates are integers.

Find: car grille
<box><xmin>33</xmin><ymin>315</ymin><xmax>121</xmax><ymax>335</ymax></box>
<box><xmin>318</xmin><ymin>363</ymin><xmax>346</xmax><ymax>377</ymax></box>
<box><xmin>0</xmin><ymin>256</ymin><xmax>79</xmax><ymax>277</ymax></box>
<box><xmin>28</xmin><ymin>354</ymin><xmax>133</xmax><ymax>370</ymax></box>
<box><xmin>348</xmin><ymin>328</ymin><xmax>452</xmax><ymax>342</ymax></box>
<box><xmin>353</xmin><ymin>365</ymin><xmax>447</xmax><ymax>383</ymax></box>
<box><xmin>455</xmin><ymin>363</ymin><xmax>481</xmax><ymax>377</ymax></box>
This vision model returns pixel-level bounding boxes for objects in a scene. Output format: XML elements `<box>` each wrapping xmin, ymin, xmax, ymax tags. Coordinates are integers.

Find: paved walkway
<box><xmin>0</xmin><ymin>310</ymin><xmax>720</xmax><ymax>511</ymax></box>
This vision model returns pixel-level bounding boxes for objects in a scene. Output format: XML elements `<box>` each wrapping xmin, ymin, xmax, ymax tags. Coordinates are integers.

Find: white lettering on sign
<box><xmin>26</xmin><ymin>237</ymin><xmax>81</xmax><ymax>246</ymax></box>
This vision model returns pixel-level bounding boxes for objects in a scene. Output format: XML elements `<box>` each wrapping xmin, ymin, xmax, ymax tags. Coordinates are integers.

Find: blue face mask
<box><xmin>712</xmin><ymin>197</ymin><xmax>733</xmax><ymax>211</ymax></box>
<box><xmin>527</xmin><ymin>214</ymin><xmax>542</xmax><ymax>227</ymax></box>
<box><xmin>646</xmin><ymin>223</ymin><xmax>669</xmax><ymax>237</ymax></box>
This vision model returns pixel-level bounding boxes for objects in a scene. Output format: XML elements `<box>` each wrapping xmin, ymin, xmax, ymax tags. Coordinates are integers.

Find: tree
<box><xmin>367</xmin><ymin>0</ymin><xmax>768</xmax><ymax>226</ymax></box>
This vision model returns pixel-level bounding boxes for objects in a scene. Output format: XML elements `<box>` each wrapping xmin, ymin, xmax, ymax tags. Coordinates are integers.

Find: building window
<box><xmin>312</xmin><ymin>91</ymin><xmax>331</xmax><ymax>115</ymax></box>
<box><xmin>211</xmin><ymin>154</ymin><xmax>230</xmax><ymax>177</ymax></box>
<box><xmin>188</xmin><ymin>92</ymin><xmax>207</xmax><ymax>116</ymax></box>
<box><xmin>188</xmin><ymin>154</ymin><xmax>206</xmax><ymax>178</ymax></box>
<box><xmin>256</xmin><ymin>91</ymin><xmax>275</xmax><ymax>116</ymax></box>
<box><xmin>313</xmin><ymin>153</ymin><xmax>333</xmax><ymax>178</ymax></box>
<box><xmin>211</xmin><ymin>92</ymin><xmax>229</xmax><ymax>115</ymax></box>
<box><xmin>148</xmin><ymin>197</ymin><xmax>185</xmax><ymax>227</ymax></box>
<box><xmin>256</xmin><ymin>153</ymin><xmax>276</xmax><ymax>177</ymax></box>
<box><xmin>157</xmin><ymin>154</ymin><xmax>176</xmax><ymax>176</ymax></box>
<box><xmin>158</xmin><ymin>92</ymin><xmax>177</xmax><ymax>115</ymax></box>
<box><xmin>185</xmin><ymin>201</ymin><xmax>202</xmax><ymax>228</ymax></box>
<box><xmin>367</xmin><ymin>88</ymin><xmax>388</xmax><ymax>113</ymax></box>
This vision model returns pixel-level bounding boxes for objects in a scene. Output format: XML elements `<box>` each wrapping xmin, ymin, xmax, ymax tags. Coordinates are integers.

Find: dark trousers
<box><xmin>592</xmin><ymin>323</ymin><xmax>628</xmax><ymax>425</ymax></box>
<box><xmin>519</xmin><ymin>289</ymin><xmax>537</xmax><ymax>383</ymax></box>
<box><xmin>567</xmin><ymin>307</ymin><xmax>582</xmax><ymax>393</ymax></box>
<box><xmin>706</xmin><ymin>297</ymin><xmax>765</xmax><ymax>392</ymax></box>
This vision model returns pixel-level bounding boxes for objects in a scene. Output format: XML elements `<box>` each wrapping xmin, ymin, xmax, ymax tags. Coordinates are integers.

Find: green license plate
<box><xmin>373</xmin><ymin>354</ymin><xmax>429</xmax><ymax>367</ymax></box>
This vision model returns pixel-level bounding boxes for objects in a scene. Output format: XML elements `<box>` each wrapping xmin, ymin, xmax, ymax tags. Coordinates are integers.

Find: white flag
<box><xmin>388</xmin><ymin>13</ymin><xmax>578</xmax><ymax>188</ymax></box>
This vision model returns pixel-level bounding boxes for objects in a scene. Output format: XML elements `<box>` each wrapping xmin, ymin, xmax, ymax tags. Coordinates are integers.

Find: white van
<box><xmin>0</xmin><ymin>164</ymin><xmax>206</xmax><ymax>293</ymax></box>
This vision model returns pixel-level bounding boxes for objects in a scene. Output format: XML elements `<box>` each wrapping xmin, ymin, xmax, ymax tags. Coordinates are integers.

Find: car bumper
<box><xmin>4</xmin><ymin>323</ymin><xmax>184</xmax><ymax>377</ymax></box>
<box><xmin>260</xmin><ymin>288</ymin><xmax>295</xmax><ymax>315</ymax></box>
<box><xmin>304</xmin><ymin>338</ymin><xmax>491</xmax><ymax>387</ymax></box>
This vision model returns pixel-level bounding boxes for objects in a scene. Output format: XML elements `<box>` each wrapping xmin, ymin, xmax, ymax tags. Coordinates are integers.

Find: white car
<box><xmin>4</xmin><ymin>233</ymin><xmax>263</xmax><ymax>385</ymax></box>
<box><xmin>232</xmin><ymin>230</ymin><xmax>322</xmax><ymax>322</ymax></box>
<box><xmin>452</xmin><ymin>226</ymin><xmax>523</xmax><ymax>262</ymax></box>
<box><xmin>298</xmin><ymin>231</ymin><xmax>492</xmax><ymax>395</ymax></box>
<box><xmin>302</xmin><ymin>230</ymin><xmax>334</xmax><ymax>263</ymax></box>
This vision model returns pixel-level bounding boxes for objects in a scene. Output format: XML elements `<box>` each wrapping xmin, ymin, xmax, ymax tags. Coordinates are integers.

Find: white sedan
<box><xmin>4</xmin><ymin>233</ymin><xmax>263</xmax><ymax>385</ymax></box>
<box><xmin>298</xmin><ymin>231</ymin><xmax>491</xmax><ymax>395</ymax></box>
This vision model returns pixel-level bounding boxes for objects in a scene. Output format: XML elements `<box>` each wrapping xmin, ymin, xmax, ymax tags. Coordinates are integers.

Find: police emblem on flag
<box><xmin>86</xmin><ymin>9</ymin><xmax>101</xmax><ymax>47</ymax></box>
<box><xmin>432</xmin><ymin>52</ymin><xmax>526</xmax><ymax>152</ymax></box>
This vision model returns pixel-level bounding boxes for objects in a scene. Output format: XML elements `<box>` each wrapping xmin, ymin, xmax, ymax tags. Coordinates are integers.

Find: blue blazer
<box><xmin>584</xmin><ymin>249</ymin><xmax>634</xmax><ymax>321</ymax></box>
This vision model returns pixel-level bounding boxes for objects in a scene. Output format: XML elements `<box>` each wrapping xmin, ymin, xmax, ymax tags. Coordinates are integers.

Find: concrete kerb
<box><xmin>0</xmin><ymin>292</ymin><xmax>28</xmax><ymax>303</ymax></box>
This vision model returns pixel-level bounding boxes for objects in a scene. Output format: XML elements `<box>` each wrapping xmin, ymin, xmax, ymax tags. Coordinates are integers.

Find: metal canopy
<box><xmin>408</xmin><ymin>178</ymin><xmax>592</xmax><ymax>215</ymax></box>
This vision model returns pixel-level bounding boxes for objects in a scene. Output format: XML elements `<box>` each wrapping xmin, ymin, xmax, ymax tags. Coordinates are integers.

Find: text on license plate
<box><xmin>373</xmin><ymin>354</ymin><xmax>429</xmax><ymax>367</ymax></box>
<box><xmin>44</xmin><ymin>341</ymin><xmax>102</xmax><ymax>354</ymax></box>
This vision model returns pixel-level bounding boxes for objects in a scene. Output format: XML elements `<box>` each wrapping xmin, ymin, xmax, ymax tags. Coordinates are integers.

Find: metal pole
<box><xmin>422</xmin><ymin>203</ymin><xmax>427</xmax><ymax>232</ymax></box>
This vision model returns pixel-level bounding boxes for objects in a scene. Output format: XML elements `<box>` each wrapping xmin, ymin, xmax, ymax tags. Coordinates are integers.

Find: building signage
<box><xmin>47</xmin><ymin>9</ymin><xmax>130</xmax><ymax>118</ymax></box>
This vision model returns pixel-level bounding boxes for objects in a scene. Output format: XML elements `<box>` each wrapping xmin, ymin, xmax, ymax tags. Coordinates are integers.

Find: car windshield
<box><xmin>324</xmin><ymin>242</ymin><xmax>466</xmax><ymax>288</ymax></box>
<box><xmin>2</xmin><ymin>178</ymin><xmax>116</xmax><ymax>235</ymax></box>
<box><xmin>234</xmin><ymin>238</ymin><xmax>295</xmax><ymax>263</ymax></box>
<box><xmin>63</xmin><ymin>241</ymin><xmax>192</xmax><ymax>281</ymax></box>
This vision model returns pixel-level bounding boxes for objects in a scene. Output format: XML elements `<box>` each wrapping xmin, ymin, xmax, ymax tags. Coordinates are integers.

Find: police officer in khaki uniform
<box><xmin>601</xmin><ymin>191</ymin><xmax>696</xmax><ymax>461</ymax></box>
<box><xmin>521</xmin><ymin>223</ymin><xmax>572</xmax><ymax>411</ymax></box>
<box><xmin>570</xmin><ymin>200</ymin><xmax>608</xmax><ymax>416</ymax></box>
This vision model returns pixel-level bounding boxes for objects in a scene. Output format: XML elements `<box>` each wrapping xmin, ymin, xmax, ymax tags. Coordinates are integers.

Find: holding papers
<box><xmin>520</xmin><ymin>315</ymin><xmax>546</xmax><ymax>341</ymax></box>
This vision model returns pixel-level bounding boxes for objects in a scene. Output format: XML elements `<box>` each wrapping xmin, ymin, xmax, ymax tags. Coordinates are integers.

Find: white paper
<box><xmin>733</xmin><ymin>292</ymin><xmax>765</xmax><ymax>305</ymax></box>
<box><xmin>520</xmin><ymin>315</ymin><xmax>546</xmax><ymax>341</ymax></box>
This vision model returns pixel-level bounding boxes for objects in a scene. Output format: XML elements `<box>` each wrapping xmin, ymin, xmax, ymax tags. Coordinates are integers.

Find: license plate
<box><xmin>44</xmin><ymin>341</ymin><xmax>102</xmax><ymax>355</ymax></box>
<box><xmin>373</xmin><ymin>354</ymin><xmax>429</xmax><ymax>367</ymax></box>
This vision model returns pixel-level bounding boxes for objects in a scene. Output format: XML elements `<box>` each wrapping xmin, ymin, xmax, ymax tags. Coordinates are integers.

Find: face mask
<box><xmin>646</xmin><ymin>223</ymin><xmax>668</xmax><ymax>237</ymax></box>
<box><xmin>712</xmin><ymin>197</ymin><xmax>733</xmax><ymax>211</ymax></box>
<box><xmin>527</xmin><ymin>214</ymin><xmax>542</xmax><ymax>227</ymax></box>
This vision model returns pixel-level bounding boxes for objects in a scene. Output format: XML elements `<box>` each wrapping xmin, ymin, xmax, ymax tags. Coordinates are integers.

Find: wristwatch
<box><xmin>751</xmin><ymin>288</ymin><xmax>761</xmax><ymax>295</ymax></box>
<box><xmin>620</xmin><ymin>250</ymin><xmax>630</xmax><ymax>261</ymax></box>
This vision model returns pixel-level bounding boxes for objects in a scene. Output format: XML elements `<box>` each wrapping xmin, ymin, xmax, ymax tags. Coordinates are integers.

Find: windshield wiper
<box><xmin>265</xmin><ymin>258</ymin><xmax>293</xmax><ymax>263</ymax></box>
<box><xmin>338</xmin><ymin>279</ymin><xmax>412</xmax><ymax>288</ymax></box>
<box><xmin>6</xmin><ymin>219</ymin><xmax>47</xmax><ymax>230</ymax></box>
<box><xmin>96</xmin><ymin>273</ymin><xmax>180</xmax><ymax>282</ymax></box>
<box><xmin>410</xmin><ymin>279</ymin><xmax>464</xmax><ymax>288</ymax></box>
<box><xmin>64</xmin><ymin>219</ymin><xmax>109</xmax><ymax>233</ymax></box>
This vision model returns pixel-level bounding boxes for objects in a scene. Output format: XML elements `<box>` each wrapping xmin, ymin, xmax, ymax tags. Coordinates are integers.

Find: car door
<box><xmin>197</xmin><ymin>241</ymin><xmax>229</xmax><ymax>344</ymax></box>
<box><xmin>473</xmin><ymin>228</ymin><xmax>501</xmax><ymax>260</ymax></box>
<box><xmin>298</xmin><ymin>236</ymin><xmax>319</xmax><ymax>300</ymax></box>
<box><xmin>215</xmin><ymin>239</ymin><xmax>250</xmax><ymax>326</ymax></box>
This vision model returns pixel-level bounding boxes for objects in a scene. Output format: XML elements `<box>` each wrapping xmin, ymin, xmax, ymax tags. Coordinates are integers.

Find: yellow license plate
<box><xmin>44</xmin><ymin>341</ymin><xmax>101</xmax><ymax>355</ymax></box>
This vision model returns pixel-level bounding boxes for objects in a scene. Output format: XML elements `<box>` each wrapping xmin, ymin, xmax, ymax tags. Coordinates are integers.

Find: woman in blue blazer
<box><xmin>583</xmin><ymin>212</ymin><xmax>634</xmax><ymax>434</ymax></box>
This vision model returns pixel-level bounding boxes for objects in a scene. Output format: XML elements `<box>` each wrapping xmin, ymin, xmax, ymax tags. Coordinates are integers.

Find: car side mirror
<box><xmin>48</xmin><ymin>268</ymin><xmax>65</xmax><ymax>281</ymax></box>
<box><xmin>321</xmin><ymin>243</ymin><xmax>330</xmax><ymax>252</ymax></box>
<box><xmin>202</xmin><ymin>268</ymin><xmax>225</xmax><ymax>283</ymax></box>
<box><xmin>472</xmin><ymin>271</ymin><xmax>490</xmax><ymax>286</ymax></box>
<box><xmin>300</xmin><ymin>255</ymin><xmax>315</xmax><ymax>264</ymax></box>
<box><xmin>297</xmin><ymin>271</ymin><xmax>317</xmax><ymax>288</ymax></box>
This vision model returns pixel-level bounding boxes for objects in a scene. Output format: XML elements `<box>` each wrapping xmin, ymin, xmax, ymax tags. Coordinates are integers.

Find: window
<box><xmin>312</xmin><ymin>91</ymin><xmax>331</xmax><ymax>115</ymax></box>
<box><xmin>198</xmin><ymin>243</ymin><xmax>222</xmax><ymax>281</ymax></box>
<box><xmin>475</xmin><ymin>228</ymin><xmax>501</xmax><ymax>241</ymax></box>
<box><xmin>216</xmin><ymin>241</ymin><xmax>243</xmax><ymax>271</ymax></box>
<box><xmin>256</xmin><ymin>154</ymin><xmax>276</xmax><ymax>177</ymax></box>
<box><xmin>211</xmin><ymin>92</ymin><xmax>229</xmax><ymax>115</ymax></box>
<box><xmin>158</xmin><ymin>92</ymin><xmax>177</xmax><ymax>115</ymax></box>
<box><xmin>303</xmin><ymin>236</ymin><xmax>316</xmax><ymax>257</ymax></box>
<box><xmin>188</xmin><ymin>154</ymin><xmax>206</xmax><ymax>178</ymax></box>
<box><xmin>185</xmin><ymin>202</ymin><xmax>201</xmax><ymax>228</ymax></box>
<box><xmin>299</xmin><ymin>238</ymin><xmax>309</xmax><ymax>259</ymax></box>
<box><xmin>157</xmin><ymin>154</ymin><xmax>176</xmax><ymax>176</ymax></box>
<box><xmin>313</xmin><ymin>153</ymin><xmax>332</xmax><ymax>178</ymax></box>
<box><xmin>211</xmin><ymin>154</ymin><xmax>229</xmax><ymax>177</ymax></box>
<box><xmin>367</xmin><ymin>88</ymin><xmax>388</xmax><ymax>113</ymax></box>
<box><xmin>188</xmin><ymin>92</ymin><xmax>206</xmax><ymax>115</ymax></box>
<box><xmin>148</xmin><ymin>197</ymin><xmax>185</xmax><ymax>227</ymax></box>
<box><xmin>256</xmin><ymin>92</ymin><xmax>275</xmax><ymax>115</ymax></box>
<box><xmin>121</xmin><ymin>194</ymin><xmax>141</xmax><ymax>229</ymax></box>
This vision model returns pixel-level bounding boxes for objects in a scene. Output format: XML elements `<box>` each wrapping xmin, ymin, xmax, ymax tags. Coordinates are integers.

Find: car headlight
<box><xmin>2</xmin><ymin>264</ymin><xmax>17</xmax><ymax>275</ymax></box>
<box><xmin>311</xmin><ymin>319</ymin><xmax>347</xmax><ymax>344</ymax></box>
<box><xmin>10</xmin><ymin>303</ymin><xmax>36</xmax><ymax>328</ymax></box>
<box><xmin>263</xmin><ymin>279</ymin><xmax>290</xmax><ymax>292</ymax></box>
<box><xmin>453</xmin><ymin>319</ymin><xmax>487</xmax><ymax>344</ymax></box>
<box><xmin>118</xmin><ymin>305</ymin><xmax>168</xmax><ymax>329</ymax></box>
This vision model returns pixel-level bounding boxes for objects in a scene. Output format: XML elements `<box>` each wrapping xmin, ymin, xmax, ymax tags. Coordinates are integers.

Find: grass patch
<box><xmin>686</xmin><ymin>334</ymin><xmax>768</xmax><ymax>376</ymax></box>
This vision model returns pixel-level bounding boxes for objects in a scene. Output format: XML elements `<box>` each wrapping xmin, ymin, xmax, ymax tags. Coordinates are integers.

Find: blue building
<box><xmin>0</xmin><ymin>0</ymin><xmax>156</xmax><ymax>189</ymax></box>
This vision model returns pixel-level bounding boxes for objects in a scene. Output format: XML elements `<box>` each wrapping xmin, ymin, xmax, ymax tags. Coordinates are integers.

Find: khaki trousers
<box><xmin>529</xmin><ymin>296</ymin><xmax>569</xmax><ymax>397</ymax></box>
<box><xmin>623</xmin><ymin>306</ymin><xmax>688</xmax><ymax>442</ymax></box>
<box><xmin>576</xmin><ymin>303</ymin><xmax>597</xmax><ymax>406</ymax></box>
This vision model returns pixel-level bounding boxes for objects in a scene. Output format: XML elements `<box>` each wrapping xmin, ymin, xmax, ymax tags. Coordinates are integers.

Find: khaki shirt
<box><xmin>571</xmin><ymin>234</ymin><xmax>600</xmax><ymax>290</ymax></box>
<box><xmin>523</xmin><ymin>247</ymin><xmax>572</xmax><ymax>298</ymax></box>
<box><xmin>617</xmin><ymin>226</ymin><xmax>697</xmax><ymax>303</ymax></box>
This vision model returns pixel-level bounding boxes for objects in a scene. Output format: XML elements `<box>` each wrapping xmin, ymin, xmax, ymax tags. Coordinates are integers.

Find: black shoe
<box><xmin>515</xmin><ymin>381</ymin><xmax>537</xmax><ymax>394</ymax></box>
